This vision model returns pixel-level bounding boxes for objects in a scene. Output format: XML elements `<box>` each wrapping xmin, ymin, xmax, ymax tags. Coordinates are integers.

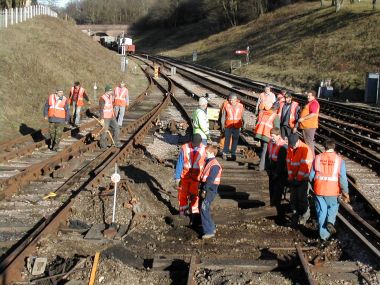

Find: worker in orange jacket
<box><xmin>267</xmin><ymin>127</ymin><xmax>288</xmax><ymax>223</ymax></box>
<box><xmin>113</xmin><ymin>81</ymin><xmax>129</xmax><ymax>127</ymax></box>
<box><xmin>174</xmin><ymin>134</ymin><xmax>206</xmax><ymax>218</ymax></box>
<box><xmin>277</xmin><ymin>93</ymin><xmax>300</xmax><ymax>139</ymax></box>
<box><xmin>68</xmin><ymin>81</ymin><xmax>90</xmax><ymax>126</ymax></box>
<box><xmin>220</xmin><ymin>94</ymin><xmax>245</xmax><ymax>161</ymax></box>
<box><xmin>43</xmin><ymin>87</ymin><xmax>70</xmax><ymax>151</ymax></box>
<box><xmin>286</xmin><ymin>133</ymin><xmax>313</xmax><ymax>226</ymax></box>
<box><xmin>298</xmin><ymin>90</ymin><xmax>320</xmax><ymax>157</ymax></box>
<box><xmin>309</xmin><ymin>139</ymin><xmax>349</xmax><ymax>241</ymax></box>
<box><xmin>255</xmin><ymin>85</ymin><xmax>276</xmax><ymax>115</ymax></box>
<box><xmin>254</xmin><ymin>103</ymin><xmax>280</xmax><ymax>171</ymax></box>
<box><xmin>199</xmin><ymin>145</ymin><xmax>222</xmax><ymax>239</ymax></box>
<box><xmin>99</xmin><ymin>85</ymin><xmax>122</xmax><ymax>149</ymax></box>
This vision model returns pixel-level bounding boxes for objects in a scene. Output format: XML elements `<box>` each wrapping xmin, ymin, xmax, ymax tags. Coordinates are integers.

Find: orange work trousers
<box><xmin>178</xmin><ymin>178</ymin><xmax>200</xmax><ymax>214</ymax></box>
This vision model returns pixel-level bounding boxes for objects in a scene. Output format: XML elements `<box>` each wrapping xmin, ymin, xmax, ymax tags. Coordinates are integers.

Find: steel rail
<box><xmin>0</xmin><ymin>69</ymin><xmax>173</xmax><ymax>285</ymax></box>
<box><xmin>0</xmin><ymin>65</ymin><xmax>152</xmax><ymax>163</ymax></box>
<box><xmin>154</xmin><ymin>55</ymin><xmax>380</xmax><ymax>263</ymax></box>
<box><xmin>154</xmin><ymin>55</ymin><xmax>380</xmax><ymax>122</ymax></box>
<box><xmin>296</xmin><ymin>245</ymin><xmax>318</xmax><ymax>285</ymax></box>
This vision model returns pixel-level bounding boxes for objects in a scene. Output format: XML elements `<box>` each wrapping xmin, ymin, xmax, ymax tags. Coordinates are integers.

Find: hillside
<box><xmin>0</xmin><ymin>16</ymin><xmax>144</xmax><ymax>141</ymax></box>
<box><xmin>136</xmin><ymin>1</ymin><xmax>380</xmax><ymax>99</ymax></box>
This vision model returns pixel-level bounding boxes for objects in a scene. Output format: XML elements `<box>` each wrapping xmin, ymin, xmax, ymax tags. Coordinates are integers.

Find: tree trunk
<box><xmin>373</xmin><ymin>0</ymin><xmax>377</xmax><ymax>10</ymax></box>
<box><xmin>321</xmin><ymin>0</ymin><xmax>324</xmax><ymax>7</ymax></box>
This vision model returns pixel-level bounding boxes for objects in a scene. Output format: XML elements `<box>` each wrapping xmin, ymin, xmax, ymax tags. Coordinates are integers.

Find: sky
<box><xmin>39</xmin><ymin>0</ymin><xmax>72</xmax><ymax>8</ymax></box>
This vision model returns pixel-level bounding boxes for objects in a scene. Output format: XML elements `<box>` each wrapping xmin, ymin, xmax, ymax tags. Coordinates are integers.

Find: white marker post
<box><xmin>111</xmin><ymin>164</ymin><xmax>121</xmax><ymax>224</ymax></box>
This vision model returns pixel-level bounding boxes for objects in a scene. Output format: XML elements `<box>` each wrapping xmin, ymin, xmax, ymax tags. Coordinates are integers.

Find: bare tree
<box><xmin>373</xmin><ymin>0</ymin><xmax>377</xmax><ymax>10</ymax></box>
<box><xmin>335</xmin><ymin>0</ymin><xmax>344</xmax><ymax>11</ymax></box>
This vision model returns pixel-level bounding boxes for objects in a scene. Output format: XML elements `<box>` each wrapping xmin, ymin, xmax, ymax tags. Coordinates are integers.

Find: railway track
<box><xmin>134</xmin><ymin>56</ymin><xmax>380</xmax><ymax>284</ymax></box>
<box><xmin>0</xmin><ymin>55</ymin><xmax>378</xmax><ymax>284</ymax></box>
<box><xmin>0</xmin><ymin>62</ymin><xmax>177</xmax><ymax>283</ymax></box>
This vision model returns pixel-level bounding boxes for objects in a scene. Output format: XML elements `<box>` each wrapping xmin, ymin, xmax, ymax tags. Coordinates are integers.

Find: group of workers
<box><xmin>175</xmin><ymin>86</ymin><xmax>350</xmax><ymax>243</ymax></box>
<box><xmin>44</xmin><ymin>82</ymin><xmax>129</xmax><ymax>151</ymax></box>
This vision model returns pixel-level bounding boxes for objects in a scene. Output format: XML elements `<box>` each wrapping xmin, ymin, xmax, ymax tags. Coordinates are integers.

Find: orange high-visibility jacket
<box><xmin>181</xmin><ymin>143</ymin><xmax>206</xmax><ymax>181</ymax></box>
<box><xmin>69</xmin><ymin>86</ymin><xmax>85</xmax><ymax>106</ymax></box>
<box><xmin>100</xmin><ymin>94</ymin><xmax>114</xmax><ymax>119</ymax></box>
<box><xmin>48</xmin><ymin>94</ymin><xmax>67</xmax><ymax>119</ymax></box>
<box><xmin>114</xmin><ymin>86</ymin><xmax>129</xmax><ymax>107</ymax></box>
<box><xmin>313</xmin><ymin>151</ymin><xmax>342</xmax><ymax>196</ymax></box>
<box><xmin>268</xmin><ymin>138</ymin><xmax>287</xmax><ymax>162</ymax></box>
<box><xmin>259</xmin><ymin>92</ymin><xmax>276</xmax><ymax>110</ymax></box>
<box><xmin>223</xmin><ymin>102</ymin><xmax>244</xmax><ymax>128</ymax></box>
<box><xmin>200</xmin><ymin>158</ymin><xmax>222</xmax><ymax>185</ymax></box>
<box><xmin>286</xmin><ymin>141</ymin><xmax>313</xmax><ymax>181</ymax></box>
<box><xmin>300</xmin><ymin>100</ymin><xmax>319</xmax><ymax>129</ymax></box>
<box><xmin>255</xmin><ymin>110</ymin><xmax>277</xmax><ymax>139</ymax></box>
<box><xmin>278</xmin><ymin>101</ymin><xmax>299</xmax><ymax>128</ymax></box>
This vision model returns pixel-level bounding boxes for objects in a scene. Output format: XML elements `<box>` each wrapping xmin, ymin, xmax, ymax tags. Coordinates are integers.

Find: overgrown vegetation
<box><xmin>136</xmin><ymin>1</ymin><xmax>380</xmax><ymax>100</ymax></box>
<box><xmin>0</xmin><ymin>16</ymin><xmax>145</xmax><ymax>140</ymax></box>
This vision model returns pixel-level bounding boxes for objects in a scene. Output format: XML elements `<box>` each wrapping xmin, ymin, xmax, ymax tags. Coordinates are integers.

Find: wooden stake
<box><xmin>88</xmin><ymin>252</ymin><xmax>100</xmax><ymax>285</ymax></box>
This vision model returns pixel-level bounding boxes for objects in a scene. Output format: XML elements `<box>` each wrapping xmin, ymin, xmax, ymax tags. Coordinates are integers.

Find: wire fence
<box><xmin>0</xmin><ymin>5</ymin><xmax>57</xmax><ymax>28</ymax></box>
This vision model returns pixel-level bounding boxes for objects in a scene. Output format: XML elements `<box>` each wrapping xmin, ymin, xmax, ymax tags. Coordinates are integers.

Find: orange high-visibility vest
<box><xmin>100</xmin><ymin>94</ymin><xmax>114</xmax><ymax>119</ymax></box>
<box><xmin>300</xmin><ymin>99</ymin><xmax>319</xmax><ymax>129</ymax></box>
<box><xmin>259</xmin><ymin>92</ymin><xmax>276</xmax><ymax>110</ymax></box>
<box><xmin>255</xmin><ymin>110</ymin><xmax>277</xmax><ymax>139</ymax></box>
<box><xmin>268</xmin><ymin>138</ymin><xmax>287</xmax><ymax>162</ymax></box>
<box><xmin>48</xmin><ymin>94</ymin><xmax>67</xmax><ymax>119</ymax></box>
<box><xmin>114</xmin><ymin>86</ymin><xmax>129</xmax><ymax>107</ymax></box>
<box><xmin>314</xmin><ymin>152</ymin><xmax>342</xmax><ymax>196</ymax></box>
<box><xmin>69</xmin><ymin>86</ymin><xmax>85</xmax><ymax>106</ymax></box>
<box><xmin>278</xmin><ymin>101</ymin><xmax>299</xmax><ymax>128</ymax></box>
<box><xmin>200</xmin><ymin>158</ymin><xmax>222</xmax><ymax>185</ymax></box>
<box><xmin>286</xmin><ymin>141</ymin><xmax>313</xmax><ymax>181</ymax></box>
<box><xmin>181</xmin><ymin>143</ymin><xmax>206</xmax><ymax>181</ymax></box>
<box><xmin>224</xmin><ymin>102</ymin><xmax>244</xmax><ymax>128</ymax></box>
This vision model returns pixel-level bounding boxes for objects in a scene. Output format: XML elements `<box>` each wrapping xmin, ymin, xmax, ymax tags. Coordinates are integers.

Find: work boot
<box><xmin>230</xmin><ymin>154</ymin><xmax>236</xmax><ymax>161</ymax></box>
<box><xmin>326</xmin><ymin>222</ymin><xmax>337</xmax><ymax>235</ymax></box>
<box><xmin>202</xmin><ymin>233</ymin><xmax>215</xmax><ymax>239</ymax></box>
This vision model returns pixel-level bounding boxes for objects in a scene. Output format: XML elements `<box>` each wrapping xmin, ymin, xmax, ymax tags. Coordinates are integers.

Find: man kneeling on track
<box><xmin>309</xmin><ymin>139</ymin><xmax>349</xmax><ymax>242</ymax></box>
<box><xmin>267</xmin><ymin>127</ymin><xmax>288</xmax><ymax>224</ymax></box>
<box><xmin>199</xmin><ymin>145</ymin><xmax>222</xmax><ymax>239</ymax></box>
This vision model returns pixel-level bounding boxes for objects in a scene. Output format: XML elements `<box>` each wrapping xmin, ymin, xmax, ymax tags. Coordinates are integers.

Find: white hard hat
<box><xmin>199</xmin><ymin>97</ymin><xmax>208</xmax><ymax>106</ymax></box>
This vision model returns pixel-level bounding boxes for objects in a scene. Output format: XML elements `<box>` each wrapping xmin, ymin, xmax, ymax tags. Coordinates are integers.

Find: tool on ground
<box><xmin>43</xmin><ymin>192</ymin><xmax>57</xmax><ymax>200</ymax></box>
<box><xmin>92</xmin><ymin>116</ymin><xmax>116</xmax><ymax>146</ymax></box>
<box><xmin>88</xmin><ymin>252</ymin><xmax>100</xmax><ymax>285</ymax></box>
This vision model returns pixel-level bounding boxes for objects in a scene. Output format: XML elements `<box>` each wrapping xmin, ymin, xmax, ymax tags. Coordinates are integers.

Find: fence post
<box><xmin>4</xmin><ymin>9</ymin><xmax>7</xmax><ymax>28</ymax></box>
<box><xmin>10</xmin><ymin>8</ymin><xmax>13</xmax><ymax>25</ymax></box>
<box><xmin>15</xmin><ymin>8</ymin><xmax>18</xmax><ymax>24</ymax></box>
<box><xmin>23</xmin><ymin>7</ymin><xmax>26</xmax><ymax>22</ymax></box>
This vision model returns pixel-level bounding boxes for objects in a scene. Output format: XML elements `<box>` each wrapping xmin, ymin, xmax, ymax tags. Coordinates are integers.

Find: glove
<box><xmin>341</xmin><ymin>192</ymin><xmax>350</xmax><ymax>203</ymax></box>
<box><xmin>175</xmin><ymin>179</ymin><xmax>181</xmax><ymax>187</ymax></box>
<box><xmin>200</xmin><ymin>189</ymin><xmax>207</xmax><ymax>199</ymax></box>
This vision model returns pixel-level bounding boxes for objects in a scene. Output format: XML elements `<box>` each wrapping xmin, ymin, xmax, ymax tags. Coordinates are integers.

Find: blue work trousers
<box><xmin>201</xmin><ymin>188</ymin><xmax>218</xmax><ymax>235</ymax></box>
<box><xmin>223</xmin><ymin>127</ymin><xmax>240</xmax><ymax>156</ymax></box>
<box><xmin>72</xmin><ymin>102</ymin><xmax>81</xmax><ymax>125</ymax></box>
<box><xmin>315</xmin><ymin>195</ymin><xmax>339</xmax><ymax>240</ymax></box>
<box><xmin>114</xmin><ymin>106</ymin><xmax>126</xmax><ymax>126</ymax></box>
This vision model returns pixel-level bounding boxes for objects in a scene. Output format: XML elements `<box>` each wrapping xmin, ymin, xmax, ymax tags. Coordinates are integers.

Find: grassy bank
<box><xmin>0</xmin><ymin>17</ymin><xmax>145</xmax><ymax>141</ymax></box>
<box><xmin>136</xmin><ymin>1</ymin><xmax>380</xmax><ymax>100</ymax></box>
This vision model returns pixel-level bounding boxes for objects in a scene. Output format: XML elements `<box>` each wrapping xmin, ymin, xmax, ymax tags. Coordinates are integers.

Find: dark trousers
<box><xmin>100</xmin><ymin>118</ymin><xmax>120</xmax><ymax>148</ymax></box>
<box><xmin>280</xmin><ymin>125</ymin><xmax>292</xmax><ymax>139</ymax></box>
<box><xmin>49</xmin><ymin>122</ymin><xmax>64</xmax><ymax>147</ymax></box>
<box><xmin>289</xmin><ymin>180</ymin><xmax>310</xmax><ymax>220</ymax></box>
<box><xmin>269</xmin><ymin>173</ymin><xmax>286</xmax><ymax>215</ymax></box>
<box><xmin>302</xmin><ymin>128</ymin><xmax>316</xmax><ymax>157</ymax></box>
